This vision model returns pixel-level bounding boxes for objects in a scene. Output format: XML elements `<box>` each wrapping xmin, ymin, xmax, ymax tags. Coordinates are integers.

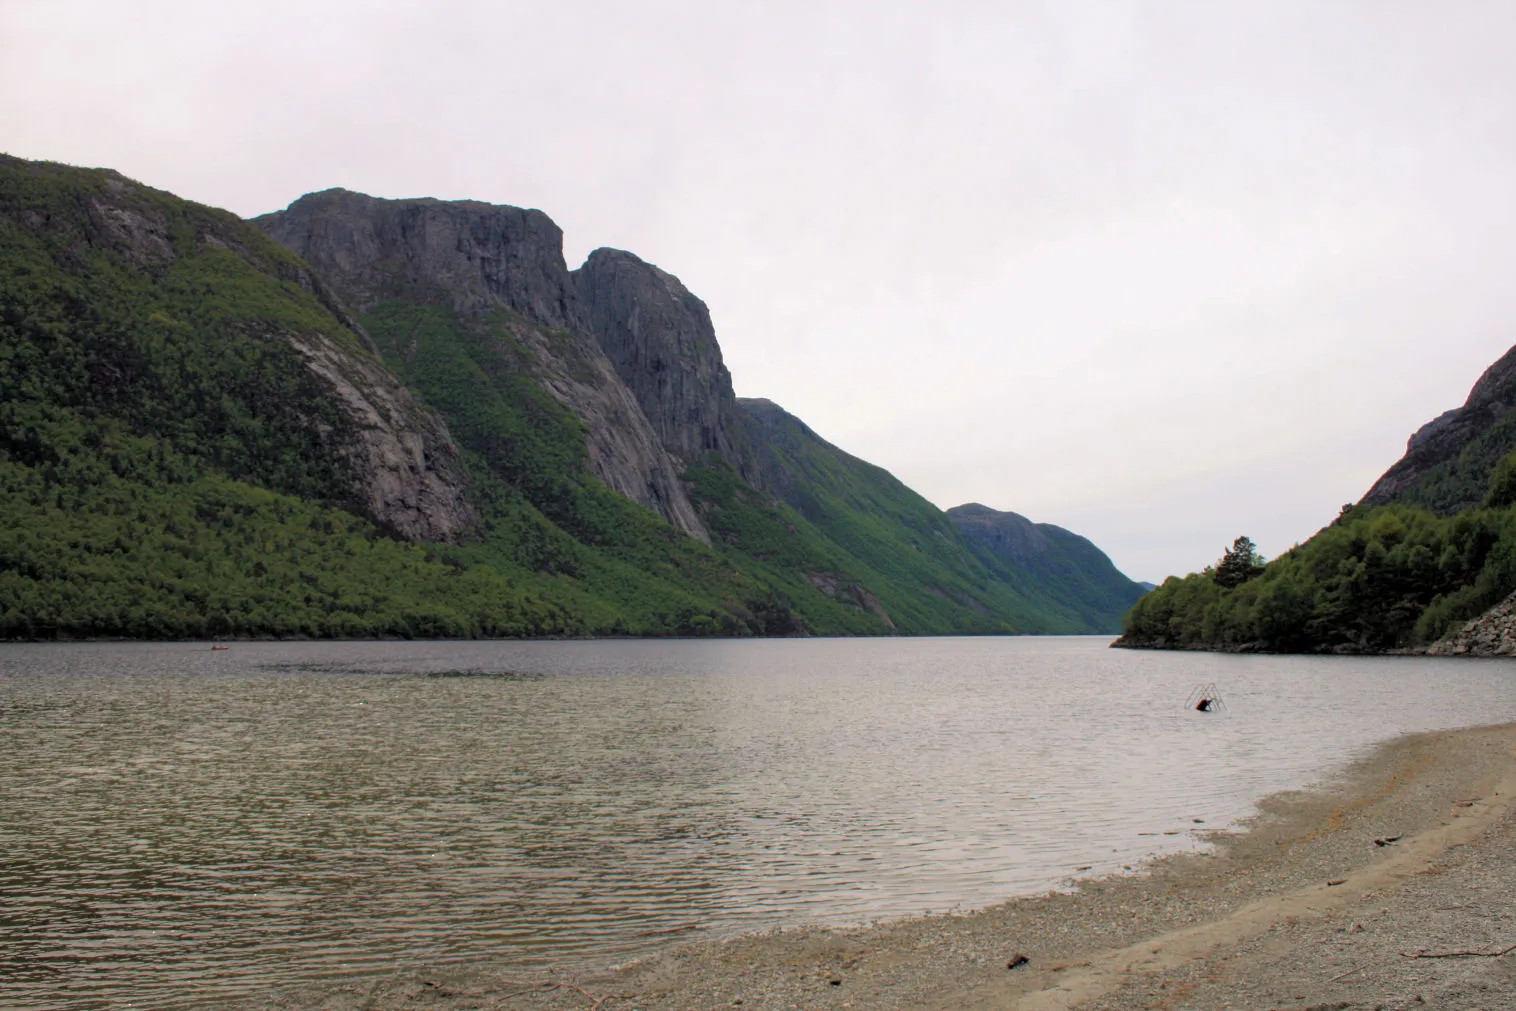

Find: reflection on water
<box><xmin>3</xmin><ymin>637</ymin><xmax>1515</xmax><ymax>1009</ymax></box>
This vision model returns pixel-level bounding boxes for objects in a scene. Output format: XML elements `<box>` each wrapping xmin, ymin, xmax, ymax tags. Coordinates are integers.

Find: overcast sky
<box><xmin>5</xmin><ymin>1</ymin><xmax>1516</xmax><ymax>581</ymax></box>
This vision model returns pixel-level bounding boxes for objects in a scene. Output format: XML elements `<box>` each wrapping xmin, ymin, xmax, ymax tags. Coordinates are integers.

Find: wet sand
<box><xmin>237</xmin><ymin>723</ymin><xmax>1516</xmax><ymax>1011</ymax></box>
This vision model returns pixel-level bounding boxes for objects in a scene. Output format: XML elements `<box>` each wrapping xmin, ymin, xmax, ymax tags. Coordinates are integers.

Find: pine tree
<box><xmin>1214</xmin><ymin>536</ymin><xmax>1265</xmax><ymax>589</ymax></box>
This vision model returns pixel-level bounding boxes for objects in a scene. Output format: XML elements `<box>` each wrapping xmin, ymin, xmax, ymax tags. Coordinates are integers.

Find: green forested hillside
<box><xmin>718</xmin><ymin>400</ymin><xmax>1120</xmax><ymax>633</ymax></box>
<box><xmin>1116</xmin><ymin>495</ymin><xmax>1516</xmax><ymax>653</ymax></box>
<box><xmin>0</xmin><ymin>158</ymin><xmax>805</xmax><ymax>638</ymax></box>
<box><xmin>0</xmin><ymin>449</ymin><xmax>574</xmax><ymax>639</ymax></box>
<box><xmin>2</xmin><ymin>156</ymin><xmax>1141</xmax><ymax>640</ymax></box>
<box><xmin>0</xmin><ymin>158</ymin><xmax>361</xmax><ymax>508</ymax></box>
<box><xmin>0</xmin><ymin>156</ymin><xmax>573</xmax><ymax>637</ymax></box>
<box><xmin>947</xmin><ymin>504</ymin><xmax>1146</xmax><ymax>630</ymax></box>
<box><xmin>1118</xmin><ymin>334</ymin><xmax>1516</xmax><ymax>654</ymax></box>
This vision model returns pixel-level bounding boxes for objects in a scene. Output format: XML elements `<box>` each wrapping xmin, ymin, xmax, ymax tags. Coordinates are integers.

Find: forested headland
<box><xmin>1116</xmin><ymin>454</ymin><xmax>1516</xmax><ymax>653</ymax></box>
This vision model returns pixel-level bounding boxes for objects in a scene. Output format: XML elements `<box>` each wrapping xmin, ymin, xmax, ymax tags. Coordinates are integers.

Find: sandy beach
<box><xmin>238</xmin><ymin>722</ymin><xmax>1516</xmax><ymax>1011</ymax></box>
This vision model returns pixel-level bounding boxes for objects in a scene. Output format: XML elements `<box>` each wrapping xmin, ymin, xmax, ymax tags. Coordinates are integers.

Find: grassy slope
<box><xmin>951</xmin><ymin>515</ymin><xmax>1146</xmax><ymax>632</ymax></box>
<box><xmin>700</xmin><ymin>403</ymin><xmax>1112</xmax><ymax>634</ymax></box>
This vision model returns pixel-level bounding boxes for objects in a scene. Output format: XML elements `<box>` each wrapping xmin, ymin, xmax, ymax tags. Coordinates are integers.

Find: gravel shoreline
<box><xmin>238</xmin><ymin>723</ymin><xmax>1516</xmax><ymax>1011</ymax></box>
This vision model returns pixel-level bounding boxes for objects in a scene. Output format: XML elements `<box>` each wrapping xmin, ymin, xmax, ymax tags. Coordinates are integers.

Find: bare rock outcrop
<box><xmin>87</xmin><ymin>187</ymin><xmax>175</xmax><ymax>266</ymax></box>
<box><xmin>574</xmin><ymin>248</ymin><xmax>755</xmax><ymax>476</ymax></box>
<box><xmin>498</xmin><ymin>315</ymin><xmax>709</xmax><ymax>541</ymax></box>
<box><xmin>256</xmin><ymin>189</ymin><xmax>578</xmax><ymax>326</ymax></box>
<box><xmin>804</xmin><ymin>571</ymin><xmax>897</xmax><ymax>629</ymax></box>
<box><xmin>61</xmin><ymin>170</ymin><xmax>475</xmax><ymax>543</ymax></box>
<box><xmin>286</xmin><ymin>330</ymin><xmax>475</xmax><ymax>542</ymax></box>
<box><xmin>1426</xmin><ymin>591</ymin><xmax>1516</xmax><ymax>656</ymax></box>
<box><xmin>256</xmin><ymin>191</ymin><xmax>710</xmax><ymax>541</ymax></box>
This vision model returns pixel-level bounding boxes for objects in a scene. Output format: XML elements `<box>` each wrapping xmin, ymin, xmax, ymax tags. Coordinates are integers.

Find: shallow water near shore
<box><xmin>3</xmin><ymin>637</ymin><xmax>1516</xmax><ymax>1009</ymax></box>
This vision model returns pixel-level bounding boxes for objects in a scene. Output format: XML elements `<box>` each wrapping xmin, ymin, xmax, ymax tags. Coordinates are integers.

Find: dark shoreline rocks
<box><xmin>1426</xmin><ymin>590</ymin><xmax>1516</xmax><ymax>656</ymax></box>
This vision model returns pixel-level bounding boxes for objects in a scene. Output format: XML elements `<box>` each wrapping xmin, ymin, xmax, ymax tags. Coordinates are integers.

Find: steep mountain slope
<box><xmin>0</xmin><ymin>155</ymin><xmax>1146</xmax><ymax>640</ymax></box>
<box><xmin>946</xmin><ymin>504</ymin><xmax>1146</xmax><ymax>630</ymax></box>
<box><xmin>259</xmin><ymin>189</ymin><xmax>1141</xmax><ymax>635</ymax></box>
<box><xmin>711</xmin><ymin>399</ymin><xmax>1124</xmax><ymax>632</ymax></box>
<box><xmin>256</xmin><ymin>190</ymin><xmax>900</xmax><ymax>633</ymax></box>
<box><xmin>1361</xmin><ymin>343</ymin><xmax>1516</xmax><ymax>512</ymax></box>
<box><xmin>255</xmin><ymin>189</ymin><xmax>708</xmax><ymax>540</ymax></box>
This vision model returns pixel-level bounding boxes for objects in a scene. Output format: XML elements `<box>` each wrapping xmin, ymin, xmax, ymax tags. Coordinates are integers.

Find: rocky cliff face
<box><xmin>574</xmin><ymin>248</ymin><xmax>755</xmax><ymax>476</ymax></box>
<box><xmin>282</xmin><ymin>328</ymin><xmax>475</xmax><ymax>542</ymax></box>
<box><xmin>256</xmin><ymin>189</ymin><xmax>579</xmax><ymax>325</ymax></box>
<box><xmin>496</xmin><ymin>313</ymin><xmax>709</xmax><ymax>540</ymax></box>
<box><xmin>1361</xmin><ymin>342</ymin><xmax>1516</xmax><ymax>512</ymax></box>
<box><xmin>255</xmin><ymin>191</ymin><xmax>709</xmax><ymax>541</ymax></box>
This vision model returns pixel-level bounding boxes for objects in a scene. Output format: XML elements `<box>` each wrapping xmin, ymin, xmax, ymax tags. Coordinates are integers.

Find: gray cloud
<box><xmin>5</xmin><ymin>0</ymin><xmax>1516</xmax><ymax>580</ymax></box>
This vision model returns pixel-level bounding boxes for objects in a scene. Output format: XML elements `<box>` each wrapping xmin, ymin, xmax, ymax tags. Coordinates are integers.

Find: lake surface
<box><xmin>3</xmin><ymin>637</ymin><xmax>1515</xmax><ymax>1009</ymax></box>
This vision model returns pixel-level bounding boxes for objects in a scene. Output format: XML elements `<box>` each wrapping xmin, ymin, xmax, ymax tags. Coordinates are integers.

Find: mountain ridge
<box><xmin>255</xmin><ymin>188</ymin><xmax>712</xmax><ymax>541</ymax></box>
<box><xmin>0</xmin><ymin>156</ymin><xmax>1143</xmax><ymax>638</ymax></box>
<box><xmin>946</xmin><ymin>503</ymin><xmax>1147</xmax><ymax>631</ymax></box>
<box><xmin>258</xmin><ymin>186</ymin><xmax>1145</xmax><ymax>633</ymax></box>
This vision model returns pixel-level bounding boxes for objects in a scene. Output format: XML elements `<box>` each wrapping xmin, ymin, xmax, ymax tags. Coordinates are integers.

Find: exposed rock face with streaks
<box><xmin>496</xmin><ymin>313</ymin><xmax>709</xmax><ymax>541</ymax></box>
<box><xmin>255</xmin><ymin>190</ymin><xmax>709</xmax><ymax>541</ymax></box>
<box><xmin>574</xmin><ymin>248</ymin><xmax>755</xmax><ymax>477</ymax></box>
<box><xmin>68</xmin><ymin>172</ymin><xmax>475</xmax><ymax>543</ymax></box>
<box><xmin>283</xmin><ymin>330</ymin><xmax>475</xmax><ymax>543</ymax></box>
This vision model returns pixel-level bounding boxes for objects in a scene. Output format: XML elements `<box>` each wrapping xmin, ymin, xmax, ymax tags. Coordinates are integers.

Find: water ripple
<box><xmin>2</xmin><ymin>638</ymin><xmax>1515</xmax><ymax>1009</ymax></box>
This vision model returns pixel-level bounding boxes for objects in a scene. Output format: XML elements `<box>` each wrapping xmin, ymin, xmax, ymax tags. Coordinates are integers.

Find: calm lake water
<box><xmin>4</xmin><ymin>636</ymin><xmax>1516</xmax><ymax>1009</ymax></box>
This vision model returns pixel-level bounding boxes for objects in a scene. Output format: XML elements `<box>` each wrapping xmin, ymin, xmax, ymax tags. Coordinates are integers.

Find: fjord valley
<box><xmin>0</xmin><ymin>155</ymin><xmax>1143</xmax><ymax>640</ymax></box>
<box><xmin>1116</xmin><ymin>339</ymin><xmax>1516</xmax><ymax>655</ymax></box>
